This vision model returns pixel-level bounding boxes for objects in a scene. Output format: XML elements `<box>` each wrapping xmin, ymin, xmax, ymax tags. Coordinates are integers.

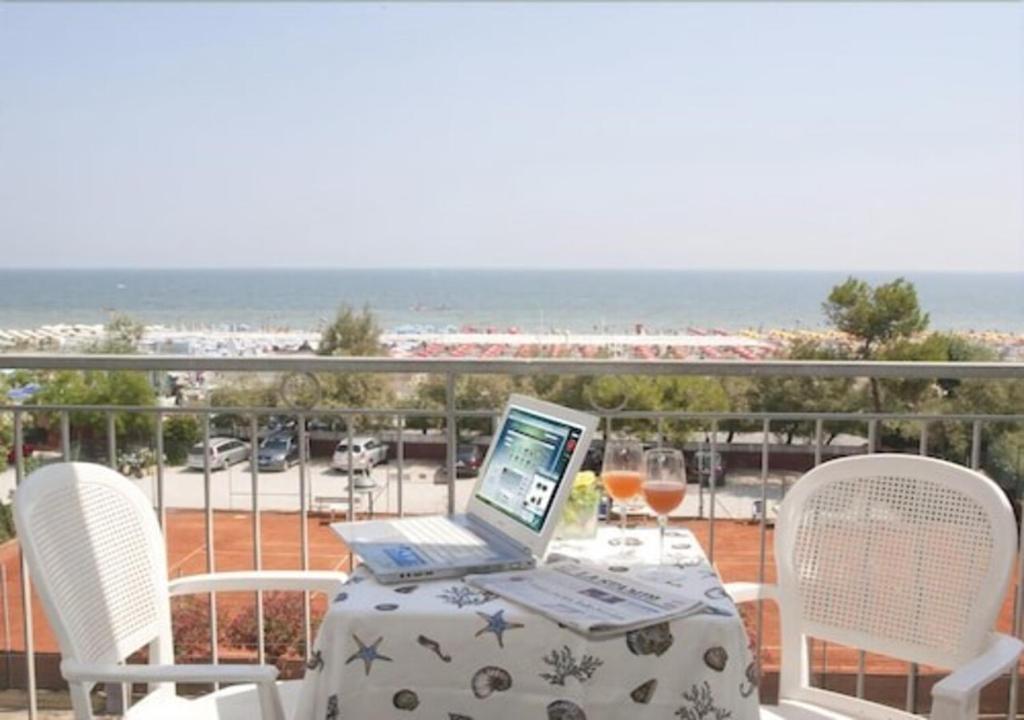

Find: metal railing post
<box><xmin>60</xmin><ymin>412</ymin><xmax>71</xmax><ymax>462</ymax></box>
<box><xmin>14</xmin><ymin>411</ymin><xmax>37</xmax><ymax>719</ymax></box>
<box><xmin>755</xmin><ymin>418</ymin><xmax>769</xmax><ymax>685</ymax></box>
<box><xmin>970</xmin><ymin>420</ymin><xmax>982</xmax><ymax>471</ymax></box>
<box><xmin>811</xmin><ymin>417</ymin><xmax>824</xmax><ymax>688</ymax></box>
<box><xmin>1</xmin><ymin>564</ymin><xmax>11</xmax><ymax>690</ymax></box>
<box><xmin>445</xmin><ymin>373</ymin><xmax>457</xmax><ymax>516</ymax></box>
<box><xmin>155</xmin><ymin>413</ymin><xmax>165</xmax><ymax>530</ymax></box>
<box><xmin>708</xmin><ymin>421</ymin><xmax>718</xmax><ymax>564</ymax></box>
<box><xmin>107</xmin><ymin>412</ymin><xmax>117</xmax><ymax>469</ymax></box>
<box><xmin>201</xmin><ymin>414</ymin><xmax>218</xmax><ymax>683</ymax></box>
<box><xmin>250</xmin><ymin>416</ymin><xmax>265</xmax><ymax>666</ymax></box>
<box><xmin>298</xmin><ymin>414</ymin><xmax>311</xmax><ymax>659</ymax></box>
<box><xmin>396</xmin><ymin>415</ymin><xmax>405</xmax><ymax>518</ymax></box>
<box><xmin>346</xmin><ymin>419</ymin><xmax>355</xmax><ymax>522</ymax></box>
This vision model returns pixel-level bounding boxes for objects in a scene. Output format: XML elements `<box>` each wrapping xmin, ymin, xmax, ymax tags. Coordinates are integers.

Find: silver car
<box><xmin>331</xmin><ymin>436</ymin><xmax>388</xmax><ymax>472</ymax></box>
<box><xmin>186</xmin><ymin>437</ymin><xmax>250</xmax><ymax>471</ymax></box>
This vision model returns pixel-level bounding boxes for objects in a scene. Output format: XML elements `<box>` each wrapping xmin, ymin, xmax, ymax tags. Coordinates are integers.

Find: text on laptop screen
<box><xmin>474</xmin><ymin>406</ymin><xmax>584</xmax><ymax>533</ymax></box>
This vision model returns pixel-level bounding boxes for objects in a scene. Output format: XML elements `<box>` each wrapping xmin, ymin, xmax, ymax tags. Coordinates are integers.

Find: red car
<box><xmin>6</xmin><ymin>443</ymin><xmax>34</xmax><ymax>466</ymax></box>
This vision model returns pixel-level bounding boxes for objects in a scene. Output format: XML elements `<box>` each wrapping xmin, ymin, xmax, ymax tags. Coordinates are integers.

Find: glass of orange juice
<box><xmin>643</xmin><ymin>448</ymin><xmax>686</xmax><ymax>563</ymax></box>
<box><xmin>601</xmin><ymin>439</ymin><xmax>644</xmax><ymax>546</ymax></box>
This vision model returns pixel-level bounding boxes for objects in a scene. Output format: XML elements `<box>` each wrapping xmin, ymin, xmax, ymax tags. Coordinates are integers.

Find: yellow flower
<box><xmin>573</xmin><ymin>471</ymin><xmax>596</xmax><ymax>489</ymax></box>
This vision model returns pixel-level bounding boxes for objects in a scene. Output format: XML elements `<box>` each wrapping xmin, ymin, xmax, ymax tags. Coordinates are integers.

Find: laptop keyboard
<box><xmin>397</xmin><ymin>517</ymin><xmax>498</xmax><ymax>564</ymax></box>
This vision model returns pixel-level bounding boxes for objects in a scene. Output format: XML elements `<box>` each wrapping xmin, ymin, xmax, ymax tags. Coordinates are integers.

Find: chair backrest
<box><xmin>14</xmin><ymin>463</ymin><xmax>173</xmax><ymax>669</ymax></box>
<box><xmin>775</xmin><ymin>454</ymin><xmax>1016</xmax><ymax>683</ymax></box>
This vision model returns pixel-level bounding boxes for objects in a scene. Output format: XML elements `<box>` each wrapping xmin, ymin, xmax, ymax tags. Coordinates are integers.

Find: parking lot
<box><xmin>1</xmin><ymin>455</ymin><xmax>796</xmax><ymax>521</ymax></box>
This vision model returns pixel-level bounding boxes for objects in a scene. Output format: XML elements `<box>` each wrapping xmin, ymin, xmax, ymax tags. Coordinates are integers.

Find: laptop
<box><xmin>332</xmin><ymin>395</ymin><xmax>598</xmax><ymax>584</ymax></box>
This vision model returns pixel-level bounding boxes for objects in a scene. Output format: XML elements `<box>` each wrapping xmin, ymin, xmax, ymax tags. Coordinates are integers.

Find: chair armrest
<box><xmin>930</xmin><ymin>633</ymin><xmax>1024</xmax><ymax>720</ymax></box>
<box><xmin>723</xmin><ymin>582</ymin><xmax>779</xmax><ymax>604</ymax></box>
<box><xmin>168</xmin><ymin>570</ymin><xmax>348</xmax><ymax>597</ymax></box>
<box><xmin>61</xmin><ymin>659</ymin><xmax>278</xmax><ymax>685</ymax></box>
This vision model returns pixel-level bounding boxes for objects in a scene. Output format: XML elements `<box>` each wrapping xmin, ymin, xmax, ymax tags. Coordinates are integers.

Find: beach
<box><xmin>1</xmin><ymin>321</ymin><xmax>1022</xmax><ymax>362</ymax></box>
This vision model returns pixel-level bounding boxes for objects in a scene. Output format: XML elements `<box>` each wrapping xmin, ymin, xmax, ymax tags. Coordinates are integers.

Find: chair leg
<box><xmin>69</xmin><ymin>682</ymin><xmax>95</xmax><ymax>720</ymax></box>
<box><xmin>256</xmin><ymin>680</ymin><xmax>286</xmax><ymax>720</ymax></box>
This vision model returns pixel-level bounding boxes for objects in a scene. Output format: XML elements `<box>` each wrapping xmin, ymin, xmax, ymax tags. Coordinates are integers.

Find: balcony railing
<box><xmin>1</xmin><ymin>354</ymin><xmax>1022</xmax><ymax>718</ymax></box>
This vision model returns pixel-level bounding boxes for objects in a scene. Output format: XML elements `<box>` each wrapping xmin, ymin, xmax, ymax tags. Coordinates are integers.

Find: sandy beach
<box><xmin>1</xmin><ymin>322</ymin><xmax>1022</xmax><ymax>361</ymax></box>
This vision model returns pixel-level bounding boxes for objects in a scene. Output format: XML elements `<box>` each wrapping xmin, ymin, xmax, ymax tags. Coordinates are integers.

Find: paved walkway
<box><xmin>1</xmin><ymin>461</ymin><xmax>795</xmax><ymax>521</ymax></box>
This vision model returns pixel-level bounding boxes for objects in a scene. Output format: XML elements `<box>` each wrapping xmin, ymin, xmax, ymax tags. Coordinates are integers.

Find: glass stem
<box><xmin>657</xmin><ymin>514</ymin><xmax>667</xmax><ymax>563</ymax></box>
<box><xmin>619</xmin><ymin>501</ymin><xmax>627</xmax><ymax>538</ymax></box>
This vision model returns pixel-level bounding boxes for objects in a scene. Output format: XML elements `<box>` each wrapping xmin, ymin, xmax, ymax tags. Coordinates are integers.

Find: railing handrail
<box><xmin>2</xmin><ymin>353</ymin><xmax>1023</xmax><ymax>379</ymax></box>
<box><xmin>3</xmin><ymin>403</ymin><xmax>1024</xmax><ymax>423</ymax></box>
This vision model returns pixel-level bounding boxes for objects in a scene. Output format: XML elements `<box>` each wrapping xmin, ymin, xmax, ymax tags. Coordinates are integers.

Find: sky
<box><xmin>0</xmin><ymin>2</ymin><xmax>1021</xmax><ymax>272</ymax></box>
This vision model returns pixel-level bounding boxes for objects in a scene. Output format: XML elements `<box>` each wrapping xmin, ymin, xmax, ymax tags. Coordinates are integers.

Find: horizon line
<box><xmin>1</xmin><ymin>266</ymin><xmax>1022</xmax><ymax>275</ymax></box>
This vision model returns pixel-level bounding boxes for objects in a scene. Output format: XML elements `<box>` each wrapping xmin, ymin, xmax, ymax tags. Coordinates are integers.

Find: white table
<box><xmin>296</xmin><ymin>528</ymin><xmax>759</xmax><ymax>719</ymax></box>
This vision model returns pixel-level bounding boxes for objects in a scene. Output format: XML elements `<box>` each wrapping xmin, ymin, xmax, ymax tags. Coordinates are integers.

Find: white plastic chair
<box><xmin>726</xmin><ymin>454</ymin><xmax>1022</xmax><ymax>720</ymax></box>
<box><xmin>14</xmin><ymin>462</ymin><xmax>348</xmax><ymax>720</ymax></box>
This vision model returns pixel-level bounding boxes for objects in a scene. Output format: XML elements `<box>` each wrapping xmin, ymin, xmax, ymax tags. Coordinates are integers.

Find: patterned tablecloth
<box><xmin>296</xmin><ymin>528</ymin><xmax>759</xmax><ymax>720</ymax></box>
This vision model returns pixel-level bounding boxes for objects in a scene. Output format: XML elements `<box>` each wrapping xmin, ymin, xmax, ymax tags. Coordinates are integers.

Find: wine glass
<box><xmin>601</xmin><ymin>439</ymin><xmax>645</xmax><ymax>549</ymax></box>
<box><xmin>643</xmin><ymin>448</ymin><xmax>686</xmax><ymax>563</ymax></box>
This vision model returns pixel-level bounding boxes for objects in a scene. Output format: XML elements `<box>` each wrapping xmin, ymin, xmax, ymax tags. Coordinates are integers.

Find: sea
<box><xmin>0</xmin><ymin>269</ymin><xmax>1020</xmax><ymax>333</ymax></box>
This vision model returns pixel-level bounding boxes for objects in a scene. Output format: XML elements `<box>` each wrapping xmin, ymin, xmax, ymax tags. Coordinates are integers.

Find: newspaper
<box><xmin>466</xmin><ymin>560</ymin><xmax>707</xmax><ymax>638</ymax></box>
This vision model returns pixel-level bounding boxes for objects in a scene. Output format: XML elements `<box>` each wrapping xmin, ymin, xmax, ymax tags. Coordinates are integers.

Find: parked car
<box><xmin>690</xmin><ymin>450</ymin><xmax>726</xmax><ymax>487</ymax></box>
<box><xmin>5</xmin><ymin>443</ymin><xmax>34</xmax><ymax>466</ymax></box>
<box><xmin>433</xmin><ymin>444</ymin><xmax>488</xmax><ymax>484</ymax></box>
<box><xmin>187</xmin><ymin>437</ymin><xmax>250</xmax><ymax>471</ymax></box>
<box><xmin>331</xmin><ymin>436</ymin><xmax>387</xmax><ymax>472</ymax></box>
<box><xmin>257</xmin><ymin>433</ymin><xmax>300</xmax><ymax>472</ymax></box>
<box><xmin>455</xmin><ymin>444</ymin><xmax>485</xmax><ymax>477</ymax></box>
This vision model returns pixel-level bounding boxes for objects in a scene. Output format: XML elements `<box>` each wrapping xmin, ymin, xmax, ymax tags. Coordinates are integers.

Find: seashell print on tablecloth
<box><xmin>703</xmin><ymin>646</ymin><xmax>728</xmax><ymax>672</ymax></box>
<box><xmin>626</xmin><ymin>622</ymin><xmax>674</xmax><ymax>656</ymax></box>
<box><xmin>630</xmin><ymin>678</ymin><xmax>658</xmax><ymax>704</ymax></box>
<box><xmin>393</xmin><ymin>689</ymin><xmax>419</xmax><ymax>711</ymax></box>
<box><xmin>547</xmin><ymin>699</ymin><xmax>587</xmax><ymax>720</ymax></box>
<box><xmin>471</xmin><ymin>666</ymin><xmax>512</xmax><ymax>698</ymax></box>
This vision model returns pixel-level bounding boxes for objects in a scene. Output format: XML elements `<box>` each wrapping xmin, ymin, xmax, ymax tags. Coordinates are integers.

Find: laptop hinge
<box><xmin>463</xmin><ymin>514</ymin><xmax>534</xmax><ymax>558</ymax></box>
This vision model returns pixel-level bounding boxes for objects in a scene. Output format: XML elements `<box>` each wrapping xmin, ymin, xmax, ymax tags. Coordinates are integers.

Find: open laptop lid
<box><xmin>465</xmin><ymin>395</ymin><xmax>598</xmax><ymax>558</ymax></box>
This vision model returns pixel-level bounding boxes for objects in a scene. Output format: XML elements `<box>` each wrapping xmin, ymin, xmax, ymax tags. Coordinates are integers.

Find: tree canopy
<box><xmin>823</xmin><ymin>277</ymin><xmax>929</xmax><ymax>357</ymax></box>
<box><xmin>317</xmin><ymin>305</ymin><xmax>384</xmax><ymax>357</ymax></box>
<box><xmin>316</xmin><ymin>305</ymin><xmax>394</xmax><ymax>416</ymax></box>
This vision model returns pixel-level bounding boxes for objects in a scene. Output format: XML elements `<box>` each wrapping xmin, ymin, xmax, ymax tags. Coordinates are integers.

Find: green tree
<box><xmin>163</xmin><ymin>415</ymin><xmax>201</xmax><ymax>465</ymax></box>
<box><xmin>31</xmin><ymin>370</ymin><xmax>156</xmax><ymax>459</ymax></box>
<box><xmin>409</xmin><ymin>374</ymin><xmax>520</xmax><ymax>435</ymax></box>
<box><xmin>747</xmin><ymin>339</ymin><xmax>860</xmax><ymax>444</ymax></box>
<box><xmin>316</xmin><ymin>305</ymin><xmax>394</xmax><ymax>423</ymax></box>
<box><xmin>88</xmin><ymin>314</ymin><xmax>146</xmax><ymax>354</ymax></box>
<box><xmin>317</xmin><ymin>305</ymin><xmax>384</xmax><ymax>357</ymax></box>
<box><xmin>823</xmin><ymin>277</ymin><xmax>929</xmax><ymax>412</ymax></box>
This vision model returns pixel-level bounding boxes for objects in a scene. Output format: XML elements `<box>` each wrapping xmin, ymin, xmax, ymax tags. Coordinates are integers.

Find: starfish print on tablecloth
<box><xmin>474</xmin><ymin>609</ymin><xmax>524</xmax><ymax>648</ymax></box>
<box><xmin>345</xmin><ymin>633</ymin><xmax>393</xmax><ymax>676</ymax></box>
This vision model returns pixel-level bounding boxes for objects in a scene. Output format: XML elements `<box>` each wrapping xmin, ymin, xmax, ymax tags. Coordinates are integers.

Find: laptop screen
<box><xmin>474</xmin><ymin>405</ymin><xmax>585</xmax><ymax>533</ymax></box>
